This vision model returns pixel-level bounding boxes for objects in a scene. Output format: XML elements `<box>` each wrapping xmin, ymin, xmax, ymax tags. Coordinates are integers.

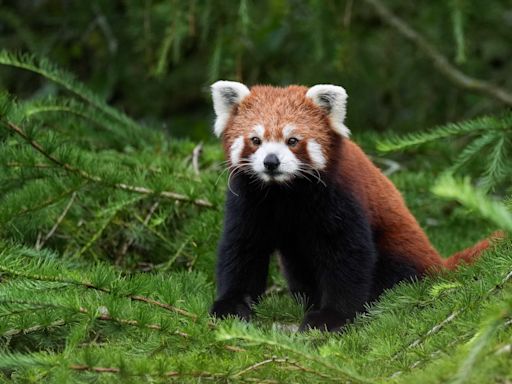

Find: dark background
<box><xmin>1</xmin><ymin>0</ymin><xmax>511</xmax><ymax>140</ymax></box>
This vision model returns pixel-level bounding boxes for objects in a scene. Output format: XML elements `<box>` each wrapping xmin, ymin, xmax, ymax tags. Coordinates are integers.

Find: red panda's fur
<box><xmin>223</xmin><ymin>85</ymin><xmax>501</xmax><ymax>274</ymax></box>
<box><xmin>210</xmin><ymin>83</ymin><xmax>504</xmax><ymax>331</ymax></box>
<box><xmin>336</xmin><ymin>139</ymin><xmax>502</xmax><ymax>273</ymax></box>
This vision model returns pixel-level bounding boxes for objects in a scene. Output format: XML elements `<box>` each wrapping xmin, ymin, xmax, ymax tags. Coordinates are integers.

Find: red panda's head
<box><xmin>211</xmin><ymin>81</ymin><xmax>349</xmax><ymax>184</ymax></box>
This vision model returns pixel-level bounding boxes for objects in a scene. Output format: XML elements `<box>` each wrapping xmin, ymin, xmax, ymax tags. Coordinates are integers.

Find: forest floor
<box><xmin>1</xmin><ymin>120</ymin><xmax>511</xmax><ymax>383</ymax></box>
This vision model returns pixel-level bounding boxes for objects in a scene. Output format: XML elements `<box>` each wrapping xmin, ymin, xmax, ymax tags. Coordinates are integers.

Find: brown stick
<box><xmin>130</xmin><ymin>295</ymin><xmax>198</xmax><ymax>320</ymax></box>
<box><xmin>36</xmin><ymin>191</ymin><xmax>77</xmax><ymax>250</ymax></box>
<box><xmin>115</xmin><ymin>201</ymin><xmax>159</xmax><ymax>264</ymax></box>
<box><xmin>363</xmin><ymin>0</ymin><xmax>512</xmax><ymax>107</ymax></box>
<box><xmin>2</xmin><ymin>121</ymin><xmax>214</xmax><ymax>208</ymax></box>
<box><xmin>192</xmin><ymin>142</ymin><xmax>203</xmax><ymax>175</ymax></box>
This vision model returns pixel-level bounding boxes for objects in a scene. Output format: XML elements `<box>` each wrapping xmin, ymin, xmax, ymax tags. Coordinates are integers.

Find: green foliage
<box><xmin>378</xmin><ymin>113</ymin><xmax>512</xmax><ymax>191</ymax></box>
<box><xmin>1</xmin><ymin>0</ymin><xmax>512</xmax><ymax>379</ymax></box>
<box><xmin>432</xmin><ymin>174</ymin><xmax>512</xmax><ymax>232</ymax></box>
<box><xmin>2</xmin><ymin>1</ymin><xmax>512</xmax><ymax>137</ymax></box>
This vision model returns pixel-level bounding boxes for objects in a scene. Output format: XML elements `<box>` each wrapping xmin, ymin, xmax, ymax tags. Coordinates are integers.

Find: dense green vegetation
<box><xmin>0</xmin><ymin>1</ymin><xmax>511</xmax><ymax>383</ymax></box>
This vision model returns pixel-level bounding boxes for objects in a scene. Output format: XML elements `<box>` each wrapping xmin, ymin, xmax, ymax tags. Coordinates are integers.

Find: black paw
<box><xmin>298</xmin><ymin>309</ymin><xmax>349</xmax><ymax>332</ymax></box>
<box><xmin>210</xmin><ymin>298</ymin><xmax>252</xmax><ymax>321</ymax></box>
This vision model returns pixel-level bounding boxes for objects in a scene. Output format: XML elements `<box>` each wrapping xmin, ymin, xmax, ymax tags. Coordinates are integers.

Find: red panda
<box><xmin>209</xmin><ymin>81</ymin><xmax>501</xmax><ymax>331</ymax></box>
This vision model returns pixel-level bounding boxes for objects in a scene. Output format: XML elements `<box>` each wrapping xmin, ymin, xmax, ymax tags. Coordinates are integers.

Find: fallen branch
<box><xmin>363</xmin><ymin>0</ymin><xmax>512</xmax><ymax>107</ymax></box>
<box><xmin>2</xmin><ymin>120</ymin><xmax>214</xmax><ymax>208</ymax></box>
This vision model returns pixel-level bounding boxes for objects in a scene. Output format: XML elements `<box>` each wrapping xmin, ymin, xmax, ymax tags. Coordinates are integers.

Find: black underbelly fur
<box><xmin>210</xmin><ymin>174</ymin><xmax>419</xmax><ymax>331</ymax></box>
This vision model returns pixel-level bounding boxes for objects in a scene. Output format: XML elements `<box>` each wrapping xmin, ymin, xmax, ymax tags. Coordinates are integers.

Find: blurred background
<box><xmin>2</xmin><ymin>0</ymin><xmax>511</xmax><ymax>140</ymax></box>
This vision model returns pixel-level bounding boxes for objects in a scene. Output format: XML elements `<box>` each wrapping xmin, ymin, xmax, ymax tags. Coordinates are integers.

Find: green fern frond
<box><xmin>450</xmin><ymin>132</ymin><xmax>496</xmax><ymax>172</ymax></box>
<box><xmin>432</xmin><ymin>174</ymin><xmax>512</xmax><ymax>232</ymax></box>
<box><xmin>377</xmin><ymin>113</ymin><xmax>512</xmax><ymax>152</ymax></box>
<box><xmin>480</xmin><ymin>135</ymin><xmax>508</xmax><ymax>191</ymax></box>
<box><xmin>16</xmin><ymin>96</ymin><xmax>145</xmax><ymax>147</ymax></box>
<box><xmin>0</xmin><ymin>50</ymin><xmax>141</xmax><ymax>133</ymax></box>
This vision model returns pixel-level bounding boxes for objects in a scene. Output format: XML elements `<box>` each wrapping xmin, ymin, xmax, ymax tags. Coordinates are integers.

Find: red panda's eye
<box><xmin>251</xmin><ymin>137</ymin><xmax>262</xmax><ymax>146</ymax></box>
<box><xmin>287</xmin><ymin>137</ymin><xmax>299</xmax><ymax>147</ymax></box>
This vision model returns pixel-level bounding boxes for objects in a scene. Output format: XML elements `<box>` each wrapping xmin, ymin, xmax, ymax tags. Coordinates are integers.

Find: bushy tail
<box><xmin>444</xmin><ymin>231</ymin><xmax>505</xmax><ymax>270</ymax></box>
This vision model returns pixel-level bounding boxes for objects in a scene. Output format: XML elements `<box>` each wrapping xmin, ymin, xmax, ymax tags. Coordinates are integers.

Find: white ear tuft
<box><xmin>306</xmin><ymin>84</ymin><xmax>350</xmax><ymax>137</ymax></box>
<box><xmin>211</xmin><ymin>80</ymin><xmax>251</xmax><ymax>137</ymax></box>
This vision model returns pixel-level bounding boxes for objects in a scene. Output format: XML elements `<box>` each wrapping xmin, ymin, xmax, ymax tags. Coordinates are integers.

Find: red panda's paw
<box><xmin>298</xmin><ymin>309</ymin><xmax>349</xmax><ymax>332</ymax></box>
<box><xmin>210</xmin><ymin>298</ymin><xmax>252</xmax><ymax>321</ymax></box>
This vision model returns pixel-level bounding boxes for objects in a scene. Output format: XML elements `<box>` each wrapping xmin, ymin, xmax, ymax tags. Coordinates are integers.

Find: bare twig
<box><xmin>69</xmin><ymin>365</ymin><xmax>279</xmax><ymax>382</ymax></box>
<box><xmin>115</xmin><ymin>201</ymin><xmax>159</xmax><ymax>265</ymax></box>
<box><xmin>363</xmin><ymin>0</ymin><xmax>512</xmax><ymax>107</ymax></box>
<box><xmin>2</xmin><ymin>319</ymin><xmax>66</xmax><ymax>337</ymax></box>
<box><xmin>36</xmin><ymin>192</ymin><xmax>77</xmax><ymax>250</ymax></box>
<box><xmin>192</xmin><ymin>142</ymin><xmax>203</xmax><ymax>175</ymax></box>
<box><xmin>2</xmin><ymin>121</ymin><xmax>214</xmax><ymax>208</ymax></box>
<box><xmin>233</xmin><ymin>356</ymin><xmax>340</xmax><ymax>382</ymax></box>
<box><xmin>369</xmin><ymin>156</ymin><xmax>402</xmax><ymax>176</ymax></box>
<box><xmin>233</xmin><ymin>357</ymin><xmax>279</xmax><ymax>378</ymax></box>
<box><xmin>343</xmin><ymin>0</ymin><xmax>354</xmax><ymax>28</ymax></box>
<box><xmin>130</xmin><ymin>294</ymin><xmax>197</xmax><ymax>320</ymax></box>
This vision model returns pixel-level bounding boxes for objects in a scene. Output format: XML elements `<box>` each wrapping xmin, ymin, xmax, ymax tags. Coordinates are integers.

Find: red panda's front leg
<box><xmin>210</xmin><ymin>196</ymin><xmax>274</xmax><ymax>321</ymax></box>
<box><xmin>296</xmin><ymin>199</ymin><xmax>378</xmax><ymax>332</ymax></box>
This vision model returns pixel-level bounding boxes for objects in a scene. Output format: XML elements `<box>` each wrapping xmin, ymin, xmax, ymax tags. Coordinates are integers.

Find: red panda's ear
<box><xmin>211</xmin><ymin>81</ymin><xmax>251</xmax><ymax>137</ymax></box>
<box><xmin>306</xmin><ymin>84</ymin><xmax>350</xmax><ymax>138</ymax></box>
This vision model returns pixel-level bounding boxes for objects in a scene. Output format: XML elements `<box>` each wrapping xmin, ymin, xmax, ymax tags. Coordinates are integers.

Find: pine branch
<box><xmin>2</xmin><ymin>319</ymin><xmax>67</xmax><ymax>338</ymax></box>
<box><xmin>0</xmin><ymin>264</ymin><xmax>199</xmax><ymax>321</ymax></box>
<box><xmin>217</xmin><ymin>326</ymin><xmax>371</xmax><ymax>384</ymax></box>
<box><xmin>1</xmin><ymin>119</ymin><xmax>214</xmax><ymax>208</ymax></box>
<box><xmin>35</xmin><ymin>191</ymin><xmax>77</xmax><ymax>250</ymax></box>
<box><xmin>391</xmin><ymin>266</ymin><xmax>512</xmax><ymax>360</ymax></box>
<box><xmin>233</xmin><ymin>356</ymin><xmax>339</xmax><ymax>382</ymax></box>
<box><xmin>69</xmin><ymin>364</ymin><xmax>280</xmax><ymax>383</ymax></box>
<box><xmin>115</xmin><ymin>201</ymin><xmax>160</xmax><ymax>264</ymax></box>
<box><xmin>364</xmin><ymin>0</ymin><xmax>512</xmax><ymax>106</ymax></box>
<box><xmin>377</xmin><ymin>113</ymin><xmax>512</xmax><ymax>152</ymax></box>
<box><xmin>432</xmin><ymin>175</ymin><xmax>512</xmax><ymax>231</ymax></box>
<box><xmin>0</xmin><ymin>51</ymin><xmax>142</xmax><ymax>132</ymax></box>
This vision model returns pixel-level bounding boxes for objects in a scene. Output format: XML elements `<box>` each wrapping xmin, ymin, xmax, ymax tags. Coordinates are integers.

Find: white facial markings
<box><xmin>282</xmin><ymin>124</ymin><xmax>295</xmax><ymax>139</ymax></box>
<box><xmin>229</xmin><ymin>136</ymin><xmax>245</xmax><ymax>165</ymax></box>
<box><xmin>307</xmin><ymin>139</ymin><xmax>327</xmax><ymax>169</ymax></box>
<box><xmin>211</xmin><ymin>81</ymin><xmax>251</xmax><ymax>137</ymax></box>
<box><xmin>306</xmin><ymin>84</ymin><xmax>351</xmax><ymax>138</ymax></box>
<box><xmin>250</xmin><ymin>141</ymin><xmax>299</xmax><ymax>182</ymax></box>
<box><xmin>253</xmin><ymin>124</ymin><xmax>265</xmax><ymax>137</ymax></box>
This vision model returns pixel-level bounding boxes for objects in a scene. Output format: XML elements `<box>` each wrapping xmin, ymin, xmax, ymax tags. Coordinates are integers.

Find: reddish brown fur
<box><xmin>221</xmin><ymin>85</ymin><xmax>502</xmax><ymax>274</ymax></box>
<box><xmin>336</xmin><ymin>140</ymin><xmax>503</xmax><ymax>273</ymax></box>
<box><xmin>223</xmin><ymin>85</ymin><xmax>337</xmax><ymax>167</ymax></box>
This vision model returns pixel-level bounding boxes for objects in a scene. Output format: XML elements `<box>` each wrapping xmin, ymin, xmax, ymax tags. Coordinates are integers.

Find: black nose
<box><xmin>263</xmin><ymin>154</ymin><xmax>280</xmax><ymax>171</ymax></box>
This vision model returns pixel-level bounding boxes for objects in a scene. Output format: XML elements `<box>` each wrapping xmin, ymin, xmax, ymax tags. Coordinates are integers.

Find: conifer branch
<box><xmin>1</xmin><ymin>120</ymin><xmax>214</xmax><ymax>208</ymax></box>
<box><xmin>35</xmin><ymin>192</ymin><xmax>77</xmax><ymax>250</ymax></box>
<box><xmin>129</xmin><ymin>295</ymin><xmax>198</xmax><ymax>320</ymax></box>
<box><xmin>364</xmin><ymin>0</ymin><xmax>512</xmax><ymax>106</ymax></box>
<box><xmin>233</xmin><ymin>356</ymin><xmax>339</xmax><ymax>381</ymax></box>
<box><xmin>0</xmin><ymin>266</ymin><xmax>199</xmax><ymax>320</ymax></box>
<box><xmin>2</xmin><ymin>319</ymin><xmax>67</xmax><ymax>338</ymax></box>
<box><xmin>116</xmin><ymin>201</ymin><xmax>160</xmax><ymax>264</ymax></box>
<box><xmin>69</xmin><ymin>364</ymin><xmax>280</xmax><ymax>382</ymax></box>
<box><xmin>392</xmin><ymin>268</ymin><xmax>512</xmax><ymax>359</ymax></box>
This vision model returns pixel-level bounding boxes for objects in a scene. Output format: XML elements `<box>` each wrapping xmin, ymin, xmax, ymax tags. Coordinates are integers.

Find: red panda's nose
<box><xmin>263</xmin><ymin>154</ymin><xmax>280</xmax><ymax>171</ymax></box>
